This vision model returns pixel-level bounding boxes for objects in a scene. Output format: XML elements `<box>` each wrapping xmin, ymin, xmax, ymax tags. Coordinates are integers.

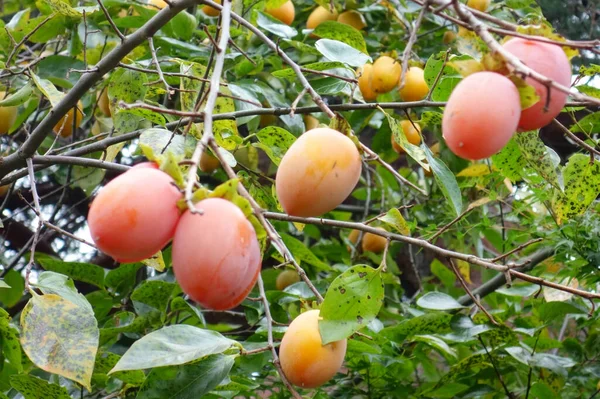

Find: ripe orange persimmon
<box><xmin>392</xmin><ymin>120</ymin><xmax>421</xmax><ymax>153</ymax></box>
<box><xmin>357</xmin><ymin>64</ymin><xmax>378</xmax><ymax>102</ymax></box>
<box><xmin>97</xmin><ymin>89</ymin><xmax>111</xmax><ymax>117</ymax></box>
<box><xmin>172</xmin><ymin>198</ymin><xmax>261</xmax><ymax>310</ymax></box>
<box><xmin>0</xmin><ymin>91</ymin><xmax>17</xmax><ymax>135</ymax></box>
<box><xmin>467</xmin><ymin>0</ymin><xmax>491</xmax><ymax>12</ymax></box>
<box><xmin>265</xmin><ymin>0</ymin><xmax>295</xmax><ymax>26</ymax></box>
<box><xmin>88</xmin><ymin>163</ymin><xmax>182</xmax><ymax>262</ymax></box>
<box><xmin>362</xmin><ymin>228</ymin><xmax>387</xmax><ymax>253</ymax></box>
<box><xmin>337</xmin><ymin>10</ymin><xmax>366</xmax><ymax>30</ymax></box>
<box><xmin>199</xmin><ymin>150</ymin><xmax>220</xmax><ymax>173</ymax></box>
<box><xmin>276</xmin><ymin>269</ymin><xmax>300</xmax><ymax>290</ymax></box>
<box><xmin>280</xmin><ymin>309</ymin><xmax>347</xmax><ymax>388</ymax></box>
<box><xmin>275</xmin><ymin>127</ymin><xmax>362</xmax><ymax>217</ymax></box>
<box><xmin>202</xmin><ymin>0</ymin><xmax>221</xmax><ymax>16</ymax></box>
<box><xmin>399</xmin><ymin>67</ymin><xmax>429</xmax><ymax>102</ymax></box>
<box><xmin>307</xmin><ymin>6</ymin><xmax>338</xmax><ymax>30</ymax></box>
<box><xmin>502</xmin><ymin>37</ymin><xmax>571</xmax><ymax>130</ymax></box>
<box><xmin>442</xmin><ymin>72</ymin><xmax>520</xmax><ymax>160</ymax></box>
<box><xmin>371</xmin><ymin>56</ymin><xmax>401</xmax><ymax>94</ymax></box>
<box><xmin>53</xmin><ymin>101</ymin><xmax>84</xmax><ymax>138</ymax></box>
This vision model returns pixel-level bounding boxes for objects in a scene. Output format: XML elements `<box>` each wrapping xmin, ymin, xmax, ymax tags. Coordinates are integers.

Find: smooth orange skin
<box><xmin>202</xmin><ymin>0</ymin><xmax>221</xmax><ymax>16</ymax></box>
<box><xmin>392</xmin><ymin>120</ymin><xmax>421</xmax><ymax>153</ymax></box>
<box><xmin>53</xmin><ymin>101</ymin><xmax>83</xmax><ymax>138</ymax></box>
<box><xmin>303</xmin><ymin>115</ymin><xmax>320</xmax><ymax>130</ymax></box>
<box><xmin>358</xmin><ymin>64</ymin><xmax>378</xmax><ymax>102</ymax></box>
<box><xmin>337</xmin><ymin>10</ymin><xmax>366</xmax><ymax>30</ymax></box>
<box><xmin>88</xmin><ymin>165</ymin><xmax>182</xmax><ymax>262</ymax></box>
<box><xmin>362</xmin><ymin>228</ymin><xmax>387</xmax><ymax>253</ymax></box>
<box><xmin>199</xmin><ymin>151</ymin><xmax>220</xmax><ymax>173</ymax></box>
<box><xmin>276</xmin><ymin>269</ymin><xmax>300</xmax><ymax>290</ymax></box>
<box><xmin>399</xmin><ymin>67</ymin><xmax>429</xmax><ymax>102</ymax></box>
<box><xmin>307</xmin><ymin>6</ymin><xmax>338</xmax><ymax>30</ymax></box>
<box><xmin>276</xmin><ymin>128</ymin><xmax>362</xmax><ymax>217</ymax></box>
<box><xmin>97</xmin><ymin>89</ymin><xmax>111</xmax><ymax>117</ymax></box>
<box><xmin>172</xmin><ymin>198</ymin><xmax>261</xmax><ymax>310</ymax></box>
<box><xmin>502</xmin><ymin>37</ymin><xmax>571</xmax><ymax>131</ymax></box>
<box><xmin>0</xmin><ymin>92</ymin><xmax>17</xmax><ymax>135</ymax></box>
<box><xmin>280</xmin><ymin>310</ymin><xmax>347</xmax><ymax>388</ymax></box>
<box><xmin>467</xmin><ymin>0</ymin><xmax>491</xmax><ymax>11</ymax></box>
<box><xmin>371</xmin><ymin>56</ymin><xmax>401</xmax><ymax>94</ymax></box>
<box><xmin>265</xmin><ymin>0</ymin><xmax>295</xmax><ymax>26</ymax></box>
<box><xmin>443</xmin><ymin>72</ymin><xmax>520</xmax><ymax>160</ymax></box>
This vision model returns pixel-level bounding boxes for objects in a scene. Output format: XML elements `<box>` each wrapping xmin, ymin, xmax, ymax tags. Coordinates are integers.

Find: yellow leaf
<box><xmin>141</xmin><ymin>250</ymin><xmax>166</xmax><ymax>272</ymax></box>
<box><xmin>293</xmin><ymin>222</ymin><xmax>305</xmax><ymax>232</ymax></box>
<box><xmin>467</xmin><ymin>196</ymin><xmax>491</xmax><ymax>210</ymax></box>
<box><xmin>516</xmin><ymin>25</ymin><xmax>579</xmax><ymax>60</ymax></box>
<box><xmin>457</xmin><ymin>164</ymin><xmax>492</xmax><ymax>177</ymax></box>
<box><xmin>447</xmin><ymin>59</ymin><xmax>484</xmax><ymax>77</ymax></box>
<box><xmin>543</xmin><ymin>278</ymin><xmax>578</xmax><ymax>302</ymax></box>
<box><xmin>20</xmin><ymin>294</ymin><xmax>98</xmax><ymax>390</ymax></box>
<box><xmin>456</xmin><ymin>260</ymin><xmax>471</xmax><ymax>284</ymax></box>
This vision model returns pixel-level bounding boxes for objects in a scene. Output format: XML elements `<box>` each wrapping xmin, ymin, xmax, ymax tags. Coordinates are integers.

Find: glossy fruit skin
<box><xmin>265</xmin><ymin>0</ymin><xmax>295</xmax><ymax>26</ymax></box>
<box><xmin>97</xmin><ymin>89</ymin><xmax>111</xmax><ymax>117</ymax></box>
<box><xmin>337</xmin><ymin>10</ymin><xmax>366</xmax><ymax>30</ymax></box>
<box><xmin>399</xmin><ymin>67</ymin><xmax>429</xmax><ymax>102</ymax></box>
<box><xmin>88</xmin><ymin>164</ymin><xmax>182</xmax><ymax>262</ymax></box>
<box><xmin>442</xmin><ymin>72</ymin><xmax>520</xmax><ymax>160</ymax></box>
<box><xmin>371</xmin><ymin>56</ymin><xmax>401</xmax><ymax>94</ymax></box>
<box><xmin>0</xmin><ymin>92</ymin><xmax>17</xmax><ymax>135</ymax></box>
<box><xmin>362</xmin><ymin>228</ymin><xmax>387</xmax><ymax>253</ymax></box>
<box><xmin>276</xmin><ymin>128</ymin><xmax>362</xmax><ymax>217</ymax></box>
<box><xmin>280</xmin><ymin>309</ymin><xmax>347</xmax><ymax>388</ymax></box>
<box><xmin>303</xmin><ymin>115</ymin><xmax>320</xmax><ymax>130</ymax></box>
<box><xmin>53</xmin><ymin>101</ymin><xmax>84</xmax><ymax>138</ymax></box>
<box><xmin>502</xmin><ymin>37</ymin><xmax>571</xmax><ymax>130</ymax></box>
<box><xmin>202</xmin><ymin>0</ymin><xmax>221</xmax><ymax>16</ymax></box>
<box><xmin>276</xmin><ymin>269</ymin><xmax>300</xmax><ymax>290</ymax></box>
<box><xmin>392</xmin><ymin>121</ymin><xmax>421</xmax><ymax>153</ymax></box>
<box><xmin>199</xmin><ymin>151</ymin><xmax>220</xmax><ymax>173</ymax></box>
<box><xmin>467</xmin><ymin>0</ymin><xmax>491</xmax><ymax>11</ymax></box>
<box><xmin>357</xmin><ymin>64</ymin><xmax>378</xmax><ymax>102</ymax></box>
<box><xmin>172</xmin><ymin>198</ymin><xmax>262</xmax><ymax>310</ymax></box>
<box><xmin>307</xmin><ymin>6</ymin><xmax>338</xmax><ymax>30</ymax></box>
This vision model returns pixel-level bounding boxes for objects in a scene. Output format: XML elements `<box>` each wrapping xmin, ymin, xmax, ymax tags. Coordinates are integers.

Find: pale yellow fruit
<box><xmin>337</xmin><ymin>10</ymin><xmax>366</xmax><ymax>30</ymax></box>
<box><xmin>307</xmin><ymin>6</ymin><xmax>338</xmax><ymax>30</ymax></box>
<box><xmin>199</xmin><ymin>151</ymin><xmax>220</xmax><ymax>173</ymax></box>
<box><xmin>202</xmin><ymin>0</ymin><xmax>222</xmax><ymax>16</ymax></box>
<box><xmin>467</xmin><ymin>0</ymin><xmax>491</xmax><ymax>12</ymax></box>
<box><xmin>148</xmin><ymin>0</ymin><xmax>168</xmax><ymax>9</ymax></box>
<box><xmin>392</xmin><ymin>120</ymin><xmax>421</xmax><ymax>153</ymax></box>
<box><xmin>361</xmin><ymin>228</ymin><xmax>387</xmax><ymax>253</ymax></box>
<box><xmin>357</xmin><ymin>64</ymin><xmax>378</xmax><ymax>102</ymax></box>
<box><xmin>265</xmin><ymin>0</ymin><xmax>295</xmax><ymax>26</ymax></box>
<box><xmin>97</xmin><ymin>89</ymin><xmax>111</xmax><ymax>117</ymax></box>
<box><xmin>276</xmin><ymin>269</ymin><xmax>300</xmax><ymax>290</ymax></box>
<box><xmin>371</xmin><ymin>56</ymin><xmax>401</xmax><ymax>94</ymax></box>
<box><xmin>53</xmin><ymin>101</ymin><xmax>84</xmax><ymax>138</ymax></box>
<box><xmin>303</xmin><ymin>115</ymin><xmax>320</xmax><ymax>130</ymax></box>
<box><xmin>399</xmin><ymin>67</ymin><xmax>429</xmax><ymax>102</ymax></box>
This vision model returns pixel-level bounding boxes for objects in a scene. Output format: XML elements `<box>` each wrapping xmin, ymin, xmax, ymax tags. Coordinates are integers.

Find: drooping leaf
<box><xmin>319</xmin><ymin>265</ymin><xmax>385</xmax><ymax>344</ymax></box>
<box><xmin>553</xmin><ymin>154</ymin><xmax>600</xmax><ymax>223</ymax></box>
<box><xmin>315</xmin><ymin>39</ymin><xmax>371</xmax><ymax>67</ymax></box>
<box><xmin>10</xmin><ymin>375</ymin><xmax>70</xmax><ymax>399</ymax></box>
<box><xmin>20</xmin><ymin>294</ymin><xmax>99</xmax><ymax>390</ymax></box>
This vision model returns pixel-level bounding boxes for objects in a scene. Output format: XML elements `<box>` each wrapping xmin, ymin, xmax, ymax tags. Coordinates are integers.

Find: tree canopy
<box><xmin>1</xmin><ymin>0</ymin><xmax>600</xmax><ymax>398</ymax></box>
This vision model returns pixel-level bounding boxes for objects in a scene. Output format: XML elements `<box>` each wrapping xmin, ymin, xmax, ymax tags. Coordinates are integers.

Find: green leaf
<box><xmin>514</xmin><ymin>131</ymin><xmax>562</xmax><ymax>190</ymax></box>
<box><xmin>136</xmin><ymin>354</ymin><xmax>235</xmax><ymax>399</ymax></box>
<box><xmin>109</xmin><ymin>67</ymin><xmax>149</xmax><ymax>105</ymax></box>
<box><xmin>377</xmin><ymin>208</ymin><xmax>410</xmax><ymax>235</ymax></box>
<box><xmin>109</xmin><ymin>325</ymin><xmax>235</xmax><ymax>372</ymax></box>
<box><xmin>169</xmin><ymin>11</ymin><xmax>197</xmax><ymax>41</ymax></box>
<box><xmin>315</xmin><ymin>39</ymin><xmax>371</xmax><ymax>67</ymax></box>
<box><xmin>423</xmin><ymin>52</ymin><xmax>464</xmax><ymax>102</ymax></box>
<box><xmin>517</xmin><ymin>82</ymin><xmax>541</xmax><ymax>110</ymax></box>
<box><xmin>417</xmin><ymin>292</ymin><xmax>465</xmax><ymax>310</ymax></box>
<box><xmin>312</xmin><ymin>21</ymin><xmax>367</xmax><ymax>53</ymax></box>
<box><xmin>576</xmin><ymin>85</ymin><xmax>600</xmax><ymax>99</ymax></box>
<box><xmin>0</xmin><ymin>318</ymin><xmax>22</xmax><ymax>372</ymax></box>
<box><xmin>424</xmin><ymin>145</ymin><xmax>463</xmax><ymax>216</ymax></box>
<box><xmin>279</xmin><ymin>233</ymin><xmax>331</xmax><ymax>271</ymax></box>
<box><xmin>10</xmin><ymin>375</ymin><xmax>70</xmax><ymax>399</ymax></box>
<box><xmin>529</xmin><ymin>382</ymin><xmax>559</xmax><ymax>399</ymax></box>
<box><xmin>492</xmin><ymin>136</ymin><xmax>527</xmax><ymax>181</ymax></box>
<box><xmin>272</xmin><ymin>61</ymin><xmax>347</xmax><ymax>79</ymax></box>
<box><xmin>381</xmin><ymin>313</ymin><xmax>453</xmax><ymax>341</ymax></box>
<box><xmin>20</xmin><ymin>294</ymin><xmax>99</xmax><ymax>390</ymax></box>
<box><xmin>255</xmin><ymin>11</ymin><xmax>297</xmax><ymax>38</ymax></box>
<box><xmin>255</xmin><ymin>126</ymin><xmax>296</xmax><ymax>166</ymax></box>
<box><xmin>0</xmin><ymin>83</ymin><xmax>34</xmax><ymax>107</ymax></box>
<box><xmin>430</xmin><ymin>259</ymin><xmax>456</xmax><ymax>288</ymax></box>
<box><xmin>579</xmin><ymin>64</ymin><xmax>600</xmax><ymax>76</ymax></box>
<box><xmin>33</xmin><ymin>271</ymin><xmax>92</xmax><ymax>311</ymax></box>
<box><xmin>0</xmin><ymin>269</ymin><xmax>25</xmax><ymax>308</ymax></box>
<box><xmin>571</xmin><ymin>112</ymin><xmax>600</xmax><ymax>134</ymax></box>
<box><xmin>382</xmin><ymin>110</ymin><xmax>428</xmax><ymax>169</ymax></box>
<box><xmin>496</xmin><ymin>284</ymin><xmax>538</xmax><ymax>297</ymax></box>
<box><xmin>427</xmin><ymin>382</ymin><xmax>469</xmax><ymax>398</ymax></box>
<box><xmin>105</xmin><ymin>263</ymin><xmax>143</xmax><ymax>295</ymax></box>
<box><xmin>93</xmin><ymin>351</ymin><xmax>146</xmax><ymax>386</ymax></box>
<box><xmin>131</xmin><ymin>280</ymin><xmax>176</xmax><ymax>311</ymax></box>
<box><xmin>0</xmin><ymin>280</ymin><xmax>8</xmax><ymax>289</ymax></box>
<box><xmin>538</xmin><ymin>302</ymin><xmax>585</xmax><ymax>322</ymax></box>
<box><xmin>553</xmin><ymin>154</ymin><xmax>600</xmax><ymax>223</ymax></box>
<box><xmin>37</xmin><ymin>257</ymin><xmax>105</xmax><ymax>288</ymax></box>
<box><xmin>319</xmin><ymin>265</ymin><xmax>385</xmax><ymax>344</ymax></box>
<box><xmin>413</xmin><ymin>334</ymin><xmax>457</xmax><ymax>359</ymax></box>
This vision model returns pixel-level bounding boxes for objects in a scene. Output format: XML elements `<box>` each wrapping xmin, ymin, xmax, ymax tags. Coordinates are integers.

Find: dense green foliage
<box><xmin>1</xmin><ymin>0</ymin><xmax>600</xmax><ymax>398</ymax></box>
